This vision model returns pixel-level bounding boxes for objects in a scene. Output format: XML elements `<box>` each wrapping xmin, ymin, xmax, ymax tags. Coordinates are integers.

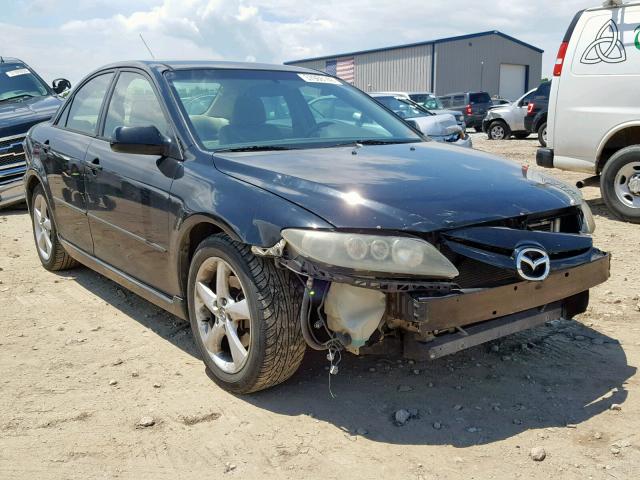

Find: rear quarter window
<box><xmin>571</xmin><ymin>12</ymin><xmax>640</xmax><ymax>76</ymax></box>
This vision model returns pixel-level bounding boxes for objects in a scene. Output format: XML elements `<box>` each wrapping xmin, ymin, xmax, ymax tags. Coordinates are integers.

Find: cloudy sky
<box><xmin>3</xmin><ymin>0</ymin><xmax>596</xmax><ymax>84</ymax></box>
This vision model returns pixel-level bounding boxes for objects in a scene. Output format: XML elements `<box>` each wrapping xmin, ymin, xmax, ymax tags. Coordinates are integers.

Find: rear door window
<box><xmin>470</xmin><ymin>92</ymin><xmax>491</xmax><ymax>104</ymax></box>
<box><xmin>65</xmin><ymin>73</ymin><xmax>114</xmax><ymax>135</ymax></box>
<box><xmin>452</xmin><ymin>95</ymin><xmax>466</xmax><ymax>107</ymax></box>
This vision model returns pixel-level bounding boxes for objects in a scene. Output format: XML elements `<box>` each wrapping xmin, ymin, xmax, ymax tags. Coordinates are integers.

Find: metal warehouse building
<box><xmin>285</xmin><ymin>31</ymin><xmax>543</xmax><ymax>101</ymax></box>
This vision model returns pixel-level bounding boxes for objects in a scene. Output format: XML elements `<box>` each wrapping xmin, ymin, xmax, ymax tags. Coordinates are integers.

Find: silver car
<box><xmin>482</xmin><ymin>89</ymin><xmax>536</xmax><ymax>140</ymax></box>
<box><xmin>370</xmin><ymin>94</ymin><xmax>471</xmax><ymax>148</ymax></box>
<box><xmin>374</xmin><ymin>91</ymin><xmax>465</xmax><ymax>129</ymax></box>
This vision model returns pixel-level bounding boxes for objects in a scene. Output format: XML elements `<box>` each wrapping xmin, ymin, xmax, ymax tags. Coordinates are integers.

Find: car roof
<box><xmin>95</xmin><ymin>60</ymin><xmax>321</xmax><ymax>74</ymax></box>
<box><xmin>0</xmin><ymin>57</ymin><xmax>25</xmax><ymax>65</ymax></box>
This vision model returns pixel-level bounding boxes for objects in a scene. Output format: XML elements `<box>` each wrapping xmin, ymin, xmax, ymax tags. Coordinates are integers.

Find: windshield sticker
<box><xmin>5</xmin><ymin>68</ymin><xmax>31</xmax><ymax>77</ymax></box>
<box><xmin>298</xmin><ymin>73</ymin><xmax>341</xmax><ymax>85</ymax></box>
<box><xmin>581</xmin><ymin>20</ymin><xmax>626</xmax><ymax>64</ymax></box>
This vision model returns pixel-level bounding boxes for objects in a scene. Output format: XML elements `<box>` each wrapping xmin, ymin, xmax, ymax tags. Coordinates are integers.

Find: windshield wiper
<box><xmin>0</xmin><ymin>93</ymin><xmax>35</xmax><ymax>103</ymax></box>
<box><xmin>214</xmin><ymin>145</ymin><xmax>293</xmax><ymax>153</ymax></box>
<box><xmin>331</xmin><ymin>139</ymin><xmax>418</xmax><ymax>148</ymax></box>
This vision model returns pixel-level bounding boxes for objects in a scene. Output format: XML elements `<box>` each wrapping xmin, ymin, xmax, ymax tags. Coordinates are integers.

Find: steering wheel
<box><xmin>306</xmin><ymin>120</ymin><xmax>336</xmax><ymax>137</ymax></box>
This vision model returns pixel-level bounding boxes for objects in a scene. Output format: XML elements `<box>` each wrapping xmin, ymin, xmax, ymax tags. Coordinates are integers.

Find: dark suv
<box><xmin>0</xmin><ymin>58</ymin><xmax>70</xmax><ymax>208</ymax></box>
<box><xmin>24</xmin><ymin>61</ymin><xmax>608</xmax><ymax>394</ymax></box>
<box><xmin>438</xmin><ymin>91</ymin><xmax>492</xmax><ymax>131</ymax></box>
<box><xmin>524</xmin><ymin>81</ymin><xmax>551</xmax><ymax>147</ymax></box>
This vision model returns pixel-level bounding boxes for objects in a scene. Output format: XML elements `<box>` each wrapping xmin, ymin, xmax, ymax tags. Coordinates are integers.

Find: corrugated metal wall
<box><xmin>288</xmin><ymin>45</ymin><xmax>433</xmax><ymax>92</ymax></box>
<box><xmin>434</xmin><ymin>34</ymin><xmax>542</xmax><ymax>96</ymax></box>
<box><xmin>353</xmin><ymin>44</ymin><xmax>432</xmax><ymax>92</ymax></box>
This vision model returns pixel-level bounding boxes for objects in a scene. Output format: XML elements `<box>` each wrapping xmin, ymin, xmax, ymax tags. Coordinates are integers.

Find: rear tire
<box><xmin>601</xmin><ymin>145</ymin><xmax>640</xmax><ymax>223</ymax></box>
<box><xmin>487</xmin><ymin>120</ymin><xmax>510</xmax><ymax>140</ymax></box>
<box><xmin>537</xmin><ymin>122</ymin><xmax>548</xmax><ymax>147</ymax></box>
<box><xmin>30</xmin><ymin>185</ymin><xmax>78</xmax><ymax>271</ymax></box>
<box><xmin>187</xmin><ymin>234</ymin><xmax>306</xmax><ymax>393</ymax></box>
<box><xmin>474</xmin><ymin>126</ymin><xmax>483</xmax><ymax>133</ymax></box>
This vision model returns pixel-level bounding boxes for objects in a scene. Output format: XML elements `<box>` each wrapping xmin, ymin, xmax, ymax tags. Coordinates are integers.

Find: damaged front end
<box><xmin>259</xmin><ymin>205</ymin><xmax>610</xmax><ymax>361</ymax></box>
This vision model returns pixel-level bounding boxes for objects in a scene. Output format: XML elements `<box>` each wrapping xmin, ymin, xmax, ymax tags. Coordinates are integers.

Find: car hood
<box><xmin>411</xmin><ymin>113</ymin><xmax>459</xmax><ymax>137</ymax></box>
<box><xmin>214</xmin><ymin>142</ymin><xmax>578</xmax><ymax>232</ymax></box>
<box><xmin>0</xmin><ymin>95</ymin><xmax>62</xmax><ymax>138</ymax></box>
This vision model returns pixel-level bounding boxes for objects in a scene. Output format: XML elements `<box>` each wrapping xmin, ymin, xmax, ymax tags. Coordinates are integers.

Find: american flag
<box><xmin>325</xmin><ymin>57</ymin><xmax>355</xmax><ymax>84</ymax></box>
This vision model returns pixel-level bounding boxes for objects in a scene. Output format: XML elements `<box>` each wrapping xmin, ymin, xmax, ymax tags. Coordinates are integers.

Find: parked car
<box><xmin>538</xmin><ymin>2</ymin><xmax>640</xmax><ymax>223</ymax></box>
<box><xmin>24</xmin><ymin>60</ymin><xmax>608</xmax><ymax>393</ymax></box>
<box><xmin>0</xmin><ymin>57</ymin><xmax>70</xmax><ymax>208</ymax></box>
<box><xmin>524</xmin><ymin>81</ymin><xmax>551</xmax><ymax>147</ymax></box>
<box><xmin>369</xmin><ymin>93</ymin><xmax>470</xmax><ymax>147</ymax></box>
<box><xmin>373</xmin><ymin>91</ymin><xmax>466</xmax><ymax>128</ymax></box>
<box><xmin>482</xmin><ymin>88</ymin><xmax>537</xmax><ymax>140</ymax></box>
<box><xmin>438</xmin><ymin>91</ymin><xmax>493</xmax><ymax>132</ymax></box>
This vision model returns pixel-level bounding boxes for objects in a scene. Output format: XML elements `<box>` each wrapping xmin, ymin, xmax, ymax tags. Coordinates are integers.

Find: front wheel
<box><xmin>487</xmin><ymin>121</ymin><xmax>510</xmax><ymax>140</ymax></box>
<box><xmin>537</xmin><ymin>122</ymin><xmax>548</xmax><ymax>147</ymax></box>
<box><xmin>601</xmin><ymin>145</ymin><xmax>640</xmax><ymax>223</ymax></box>
<box><xmin>187</xmin><ymin>234</ymin><xmax>306</xmax><ymax>393</ymax></box>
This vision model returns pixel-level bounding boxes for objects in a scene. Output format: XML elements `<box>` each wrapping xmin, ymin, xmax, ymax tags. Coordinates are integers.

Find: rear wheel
<box><xmin>601</xmin><ymin>145</ymin><xmax>640</xmax><ymax>223</ymax></box>
<box><xmin>187</xmin><ymin>234</ymin><xmax>306</xmax><ymax>393</ymax></box>
<box><xmin>30</xmin><ymin>185</ymin><xmax>77</xmax><ymax>271</ymax></box>
<box><xmin>537</xmin><ymin>122</ymin><xmax>548</xmax><ymax>147</ymax></box>
<box><xmin>487</xmin><ymin>121</ymin><xmax>510</xmax><ymax>140</ymax></box>
<box><xmin>474</xmin><ymin>126</ymin><xmax>483</xmax><ymax>133</ymax></box>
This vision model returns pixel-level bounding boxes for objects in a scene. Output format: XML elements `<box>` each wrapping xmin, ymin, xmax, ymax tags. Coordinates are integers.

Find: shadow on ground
<box><xmin>62</xmin><ymin>263</ymin><xmax>636</xmax><ymax>448</ymax></box>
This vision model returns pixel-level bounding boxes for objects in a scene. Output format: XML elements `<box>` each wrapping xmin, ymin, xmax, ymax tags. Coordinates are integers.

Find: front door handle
<box><xmin>89</xmin><ymin>157</ymin><xmax>102</xmax><ymax>173</ymax></box>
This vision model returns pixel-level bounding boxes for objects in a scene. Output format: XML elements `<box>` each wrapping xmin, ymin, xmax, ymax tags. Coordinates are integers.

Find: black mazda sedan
<box><xmin>24</xmin><ymin>61</ymin><xmax>609</xmax><ymax>393</ymax></box>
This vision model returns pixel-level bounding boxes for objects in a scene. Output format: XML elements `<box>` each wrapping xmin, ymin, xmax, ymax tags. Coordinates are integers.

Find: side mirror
<box><xmin>52</xmin><ymin>78</ymin><xmax>71</xmax><ymax>94</ymax></box>
<box><xmin>110</xmin><ymin>126</ymin><xmax>171</xmax><ymax>156</ymax></box>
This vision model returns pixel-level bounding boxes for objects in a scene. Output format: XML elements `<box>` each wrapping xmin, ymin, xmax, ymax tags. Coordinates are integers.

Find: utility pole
<box><xmin>480</xmin><ymin>61</ymin><xmax>484</xmax><ymax>90</ymax></box>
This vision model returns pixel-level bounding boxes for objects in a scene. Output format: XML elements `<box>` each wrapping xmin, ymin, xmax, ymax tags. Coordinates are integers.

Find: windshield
<box><xmin>408</xmin><ymin>93</ymin><xmax>443</xmax><ymax>110</ymax></box>
<box><xmin>374</xmin><ymin>96</ymin><xmax>427</xmax><ymax>119</ymax></box>
<box><xmin>0</xmin><ymin>63</ymin><xmax>49</xmax><ymax>102</ymax></box>
<box><xmin>166</xmin><ymin>69</ymin><xmax>422</xmax><ymax>151</ymax></box>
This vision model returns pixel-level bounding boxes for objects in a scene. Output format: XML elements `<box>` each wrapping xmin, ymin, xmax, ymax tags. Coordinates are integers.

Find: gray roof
<box><xmin>285</xmin><ymin>30</ymin><xmax>543</xmax><ymax>64</ymax></box>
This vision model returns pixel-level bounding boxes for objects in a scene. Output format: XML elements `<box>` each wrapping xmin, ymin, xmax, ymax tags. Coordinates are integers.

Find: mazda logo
<box><xmin>514</xmin><ymin>247</ymin><xmax>550</xmax><ymax>281</ymax></box>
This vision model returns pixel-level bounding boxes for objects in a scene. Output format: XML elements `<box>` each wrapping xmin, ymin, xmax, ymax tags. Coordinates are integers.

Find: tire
<box><xmin>513</xmin><ymin>132</ymin><xmax>529</xmax><ymax>139</ymax></box>
<box><xmin>487</xmin><ymin>120</ymin><xmax>510</xmax><ymax>140</ymax></box>
<box><xmin>601</xmin><ymin>145</ymin><xmax>640</xmax><ymax>223</ymax></box>
<box><xmin>537</xmin><ymin>122</ymin><xmax>548</xmax><ymax>147</ymax></box>
<box><xmin>474</xmin><ymin>126</ymin><xmax>483</xmax><ymax>133</ymax></box>
<box><xmin>187</xmin><ymin>234</ymin><xmax>306</xmax><ymax>393</ymax></box>
<box><xmin>30</xmin><ymin>185</ymin><xmax>78</xmax><ymax>271</ymax></box>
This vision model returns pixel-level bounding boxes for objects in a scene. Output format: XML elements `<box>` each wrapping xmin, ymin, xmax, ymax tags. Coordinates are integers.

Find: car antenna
<box><xmin>139</xmin><ymin>33</ymin><xmax>156</xmax><ymax>60</ymax></box>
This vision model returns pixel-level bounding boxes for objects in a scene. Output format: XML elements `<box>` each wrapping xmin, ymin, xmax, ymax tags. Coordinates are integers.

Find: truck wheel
<box><xmin>601</xmin><ymin>146</ymin><xmax>640</xmax><ymax>223</ymax></box>
<box><xmin>488</xmin><ymin>121</ymin><xmax>510</xmax><ymax>140</ymax></box>
<box><xmin>537</xmin><ymin>122</ymin><xmax>548</xmax><ymax>147</ymax></box>
<box><xmin>474</xmin><ymin>126</ymin><xmax>483</xmax><ymax>133</ymax></box>
<box><xmin>187</xmin><ymin>234</ymin><xmax>306</xmax><ymax>393</ymax></box>
<box><xmin>30</xmin><ymin>185</ymin><xmax>78</xmax><ymax>271</ymax></box>
<box><xmin>513</xmin><ymin>132</ymin><xmax>529</xmax><ymax>139</ymax></box>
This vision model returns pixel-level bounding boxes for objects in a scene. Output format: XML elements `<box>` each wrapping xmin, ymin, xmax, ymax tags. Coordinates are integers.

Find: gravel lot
<box><xmin>1</xmin><ymin>132</ymin><xmax>639</xmax><ymax>479</ymax></box>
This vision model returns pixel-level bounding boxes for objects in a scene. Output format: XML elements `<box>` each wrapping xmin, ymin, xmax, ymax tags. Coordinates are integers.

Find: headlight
<box><xmin>524</xmin><ymin>168</ymin><xmax>595</xmax><ymax>233</ymax></box>
<box><xmin>281</xmin><ymin>229</ymin><xmax>459</xmax><ymax>278</ymax></box>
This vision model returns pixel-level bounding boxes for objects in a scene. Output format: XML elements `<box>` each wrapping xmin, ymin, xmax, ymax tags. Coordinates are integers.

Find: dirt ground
<box><xmin>1</xmin><ymin>132</ymin><xmax>639</xmax><ymax>480</ymax></box>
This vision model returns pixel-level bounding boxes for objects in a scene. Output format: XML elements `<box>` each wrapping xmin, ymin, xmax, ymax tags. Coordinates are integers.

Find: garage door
<box><xmin>499</xmin><ymin>64</ymin><xmax>526</xmax><ymax>101</ymax></box>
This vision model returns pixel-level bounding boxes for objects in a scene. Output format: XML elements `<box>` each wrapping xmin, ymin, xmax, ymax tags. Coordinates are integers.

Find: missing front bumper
<box><xmin>390</xmin><ymin>252</ymin><xmax>610</xmax><ymax>335</ymax></box>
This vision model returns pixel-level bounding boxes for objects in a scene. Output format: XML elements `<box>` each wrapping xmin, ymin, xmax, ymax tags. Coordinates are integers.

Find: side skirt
<box><xmin>59</xmin><ymin>238</ymin><xmax>188</xmax><ymax>320</ymax></box>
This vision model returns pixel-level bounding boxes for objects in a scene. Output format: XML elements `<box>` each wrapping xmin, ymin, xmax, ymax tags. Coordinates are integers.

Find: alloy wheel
<box><xmin>490</xmin><ymin>124</ymin><xmax>505</xmax><ymax>140</ymax></box>
<box><xmin>193</xmin><ymin>257</ymin><xmax>251</xmax><ymax>374</ymax></box>
<box><xmin>614</xmin><ymin>161</ymin><xmax>640</xmax><ymax>209</ymax></box>
<box><xmin>33</xmin><ymin>193</ymin><xmax>53</xmax><ymax>261</ymax></box>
